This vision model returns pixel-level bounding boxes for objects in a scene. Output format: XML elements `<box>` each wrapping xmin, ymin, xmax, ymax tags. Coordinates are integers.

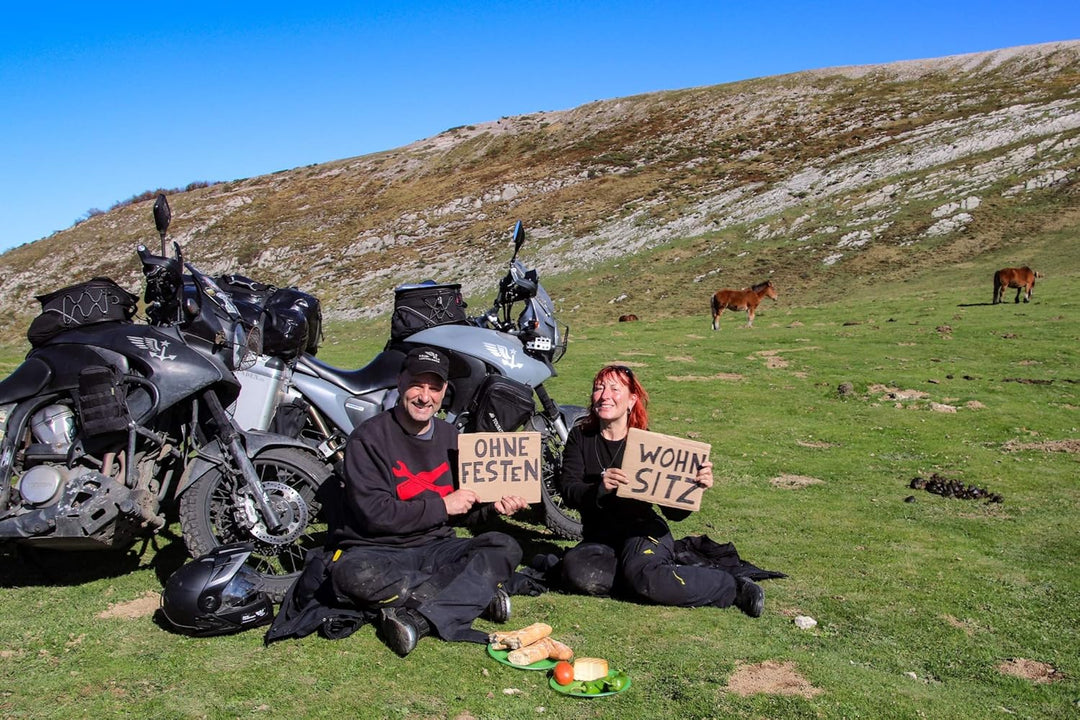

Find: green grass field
<box><xmin>0</xmin><ymin>248</ymin><xmax>1077</xmax><ymax>719</ymax></box>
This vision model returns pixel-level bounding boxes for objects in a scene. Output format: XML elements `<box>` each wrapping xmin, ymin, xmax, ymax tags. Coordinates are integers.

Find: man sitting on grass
<box><xmin>328</xmin><ymin>346</ymin><xmax>529</xmax><ymax>656</ymax></box>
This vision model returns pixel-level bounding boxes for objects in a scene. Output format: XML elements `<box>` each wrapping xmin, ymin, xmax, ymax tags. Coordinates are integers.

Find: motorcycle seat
<box><xmin>295</xmin><ymin>349</ymin><xmax>406</xmax><ymax>396</ymax></box>
<box><xmin>0</xmin><ymin>357</ymin><xmax>53</xmax><ymax>404</ymax></box>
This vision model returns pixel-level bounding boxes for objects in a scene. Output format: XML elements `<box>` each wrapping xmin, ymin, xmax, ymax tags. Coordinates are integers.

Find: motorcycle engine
<box><xmin>30</xmin><ymin>404</ymin><xmax>75</xmax><ymax>451</ymax></box>
<box><xmin>18</xmin><ymin>464</ymin><xmax>72</xmax><ymax>507</ymax></box>
<box><xmin>14</xmin><ymin>404</ymin><xmax>78</xmax><ymax>507</ymax></box>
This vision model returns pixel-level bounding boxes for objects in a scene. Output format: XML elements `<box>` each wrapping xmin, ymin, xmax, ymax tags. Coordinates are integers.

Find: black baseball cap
<box><xmin>401</xmin><ymin>346</ymin><xmax>449</xmax><ymax>381</ymax></box>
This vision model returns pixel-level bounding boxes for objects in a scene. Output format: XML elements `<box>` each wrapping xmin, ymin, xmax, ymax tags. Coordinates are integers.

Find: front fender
<box><xmin>176</xmin><ymin>430</ymin><xmax>319</xmax><ymax>497</ymax></box>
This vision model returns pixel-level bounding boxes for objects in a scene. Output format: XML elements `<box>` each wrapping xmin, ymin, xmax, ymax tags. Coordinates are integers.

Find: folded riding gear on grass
<box><xmin>160</xmin><ymin>542</ymin><xmax>274</xmax><ymax>636</ymax></box>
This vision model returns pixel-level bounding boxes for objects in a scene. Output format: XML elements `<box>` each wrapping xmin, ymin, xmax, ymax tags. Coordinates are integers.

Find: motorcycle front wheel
<box><xmin>179</xmin><ymin>446</ymin><xmax>332</xmax><ymax>602</ymax></box>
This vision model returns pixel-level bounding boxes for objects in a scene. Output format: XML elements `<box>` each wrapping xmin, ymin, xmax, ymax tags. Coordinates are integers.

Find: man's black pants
<box><xmin>330</xmin><ymin>531</ymin><xmax>522</xmax><ymax>643</ymax></box>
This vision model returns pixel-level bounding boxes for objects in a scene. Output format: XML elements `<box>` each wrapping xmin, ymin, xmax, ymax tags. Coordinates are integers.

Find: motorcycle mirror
<box><xmin>511</xmin><ymin>220</ymin><xmax>525</xmax><ymax>261</ymax></box>
<box><xmin>153</xmin><ymin>194</ymin><xmax>172</xmax><ymax>255</ymax></box>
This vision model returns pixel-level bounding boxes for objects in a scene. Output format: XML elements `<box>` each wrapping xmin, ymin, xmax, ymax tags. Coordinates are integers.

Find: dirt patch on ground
<box><xmin>1002</xmin><ymin>439</ymin><xmax>1080</xmax><ymax>453</ymax></box>
<box><xmin>96</xmin><ymin>591</ymin><xmax>160</xmax><ymax>620</ymax></box>
<box><xmin>665</xmin><ymin>355</ymin><xmax>695</xmax><ymax>363</ymax></box>
<box><xmin>868</xmin><ymin>384</ymin><xmax>931</xmax><ymax>401</ymax></box>
<box><xmin>667</xmin><ymin>373</ymin><xmax>744</xmax><ymax>382</ymax></box>
<box><xmin>751</xmin><ymin>347</ymin><xmax>820</xmax><ymax>369</ymax></box>
<box><xmin>725</xmin><ymin>660</ymin><xmax>822</xmax><ymax>698</ymax></box>
<box><xmin>771</xmin><ymin>474</ymin><xmax>824</xmax><ymax>489</ymax></box>
<box><xmin>941</xmin><ymin>614</ymin><xmax>980</xmax><ymax>636</ymax></box>
<box><xmin>997</xmin><ymin>658</ymin><xmax>1063</xmax><ymax>684</ymax></box>
<box><xmin>796</xmin><ymin>439</ymin><xmax>835</xmax><ymax>448</ymax></box>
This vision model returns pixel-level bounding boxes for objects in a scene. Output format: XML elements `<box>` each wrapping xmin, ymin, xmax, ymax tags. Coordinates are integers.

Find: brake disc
<box><xmin>242</xmin><ymin>480</ymin><xmax>309</xmax><ymax>545</ymax></box>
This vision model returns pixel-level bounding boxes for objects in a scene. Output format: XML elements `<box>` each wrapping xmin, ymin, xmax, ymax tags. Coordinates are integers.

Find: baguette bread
<box><xmin>506</xmin><ymin>636</ymin><xmax>574</xmax><ymax>665</ymax></box>
<box><xmin>487</xmin><ymin>622</ymin><xmax>552</xmax><ymax>651</ymax></box>
<box><xmin>573</xmin><ymin>657</ymin><xmax>609</xmax><ymax>681</ymax></box>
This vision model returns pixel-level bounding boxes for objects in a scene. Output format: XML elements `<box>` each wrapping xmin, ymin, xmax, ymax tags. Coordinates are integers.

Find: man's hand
<box><xmin>493</xmin><ymin>495</ymin><xmax>529</xmax><ymax>516</ymax></box>
<box><xmin>443</xmin><ymin>488</ymin><xmax>478</xmax><ymax>516</ymax></box>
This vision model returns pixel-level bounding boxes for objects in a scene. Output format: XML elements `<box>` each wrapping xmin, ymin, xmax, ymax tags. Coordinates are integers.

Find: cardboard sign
<box><xmin>616</xmin><ymin>428</ymin><xmax>711</xmax><ymax>511</ymax></box>
<box><xmin>457</xmin><ymin>432</ymin><xmax>542</xmax><ymax>503</ymax></box>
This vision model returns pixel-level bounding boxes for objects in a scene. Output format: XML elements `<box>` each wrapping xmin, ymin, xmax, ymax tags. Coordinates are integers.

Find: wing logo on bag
<box><xmin>128</xmin><ymin>336</ymin><xmax>178</xmax><ymax>362</ymax></box>
<box><xmin>482</xmin><ymin>342</ymin><xmax>524</xmax><ymax>370</ymax></box>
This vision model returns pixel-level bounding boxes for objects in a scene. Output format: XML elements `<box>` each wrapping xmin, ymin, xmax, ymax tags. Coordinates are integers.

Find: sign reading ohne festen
<box><xmin>616</xmin><ymin>428</ymin><xmax>711</xmax><ymax>511</ymax></box>
<box><xmin>457</xmin><ymin>432</ymin><xmax>542</xmax><ymax>503</ymax></box>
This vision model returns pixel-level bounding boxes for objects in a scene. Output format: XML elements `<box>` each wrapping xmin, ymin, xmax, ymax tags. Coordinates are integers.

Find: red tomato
<box><xmin>553</xmin><ymin>661</ymin><xmax>574</xmax><ymax>686</ymax></box>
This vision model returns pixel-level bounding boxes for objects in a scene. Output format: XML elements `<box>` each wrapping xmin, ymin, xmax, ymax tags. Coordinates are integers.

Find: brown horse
<box><xmin>618</xmin><ymin>314</ymin><xmax>639</xmax><ymax>322</ymax></box>
<box><xmin>993</xmin><ymin>266</ymin><xmax>1041</xmax><ymax>304</ymax></box>
<box><xmin>711</xmin><ymin>280</ymin><xmax>777</xmax><ymax>330</ymax></box>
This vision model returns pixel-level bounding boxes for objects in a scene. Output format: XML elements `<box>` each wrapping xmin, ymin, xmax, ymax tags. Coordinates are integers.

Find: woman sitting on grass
<box><xmin>555</xmin><ymin>364</ymin><xmax>765</xmax><ymax>616</ymax></box>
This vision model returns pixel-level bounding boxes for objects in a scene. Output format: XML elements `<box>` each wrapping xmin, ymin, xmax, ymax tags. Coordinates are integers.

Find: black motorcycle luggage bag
<box><xmin>465</xmin><ymin>375</ymin><xmax>535</xmax><ymax>433</ymax></box>
<box><xmin>216</xmin><ymin>273</ymin><xmax>274</xmax><ymax>305</ymax></box>
<box><xmin>76</xmin><ymin>365</ymin><xmax>131</xmax><ymax>436</ymax></box>
<box><xmin>27</xmin><ymin>277</ymin><xmax>138</xmax><ymax>347</ymax></box>
<box><xmin>215</xmin><ymin>275</ymin><xmax>322</xmax><ymax>357</ymax></box>
<box><xmin>264</xmin><ymin>287</ymin><xmax>322</xmax><ymax>357</ymax></box>
<box><xmin>390</xmin><ymin>283</ymin><xmax>467</xmax><ymax>342</ymax></box>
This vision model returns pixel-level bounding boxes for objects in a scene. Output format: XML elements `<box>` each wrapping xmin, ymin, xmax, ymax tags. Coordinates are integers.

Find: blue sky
<box><xmin>2</xmin><ymin>1</ymin><xmax>1077</xmax><ymax>254</ymax></box>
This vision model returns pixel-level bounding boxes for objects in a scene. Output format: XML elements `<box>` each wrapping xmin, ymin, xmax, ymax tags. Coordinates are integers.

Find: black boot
<box><xmin>481</xmin><ymin>587</ymin><xmax>511</xmax><ymax>623</ymax></box>
<box><xmin>378</xmin><ymin>607</ymin><xmax>431</xmax><ymax>657</ymax></box>
<box><xmin>733</xmin><ymin>577</ymin><xmax>764</xmax><ymax>618</ymax></box>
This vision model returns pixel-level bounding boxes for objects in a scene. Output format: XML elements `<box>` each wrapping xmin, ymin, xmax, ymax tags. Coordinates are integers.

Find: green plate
<box><xmin>548</xmin><ymin>671</ymin><xmax>632</xmax><ymax>698</ymax></box>
<box><xmin>486</xmin><ymin>644</ymin><xmax>558</xmax><ymax>671</ymax></box>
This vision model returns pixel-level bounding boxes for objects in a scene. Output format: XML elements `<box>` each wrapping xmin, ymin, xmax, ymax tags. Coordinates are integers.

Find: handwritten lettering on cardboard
<box><xmin>616</xmin><ymin>428</ymin><xmax>710</xmax><ymax>511</ymax></box>
<box><xmin>457</xmin><ymin>432</ymin><xmax>541</xmax><ymax>503</ymax></box>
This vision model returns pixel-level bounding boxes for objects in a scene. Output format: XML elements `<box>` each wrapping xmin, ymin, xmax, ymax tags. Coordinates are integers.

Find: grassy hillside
<box><xmin>1</xmin><ymin>41</ymin><xmax>1077</xmax><ymax>346</ymax></box>
<box><xmin>1</xmin><ymin>217</ymin><xmax>1076</xmax><ymax>719</ymax></box>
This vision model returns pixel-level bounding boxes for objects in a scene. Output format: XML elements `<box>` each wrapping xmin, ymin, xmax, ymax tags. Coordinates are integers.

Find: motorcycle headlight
<box><xmin>229</xmin><ymin>324</ymin><xmax>261</xmax><ymax>371</ymax></box>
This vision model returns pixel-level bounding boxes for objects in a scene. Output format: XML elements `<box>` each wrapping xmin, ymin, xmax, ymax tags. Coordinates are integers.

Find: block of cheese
<box><xmin>572</xmin><ymin>657</ymin><xmax>609</xmax><ymax>682</ymax></box>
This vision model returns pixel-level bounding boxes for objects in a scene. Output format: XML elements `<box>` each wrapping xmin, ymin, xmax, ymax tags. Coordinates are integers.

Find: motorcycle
<box><xmin>224</xmin><ymin>220</ymin><xmax>586</xmax><ymax>539</ymax></box>
<box><xmin>0</xmin><ymin>196</ymin><xmax>332</xmax><ymax>601</ymax></box>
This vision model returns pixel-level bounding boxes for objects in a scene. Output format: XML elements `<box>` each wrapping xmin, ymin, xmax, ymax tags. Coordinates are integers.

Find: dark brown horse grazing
<box><xmin>993</xmin><ymin>266</ymin><xmax>1042</xmax><ymax>304</ymax></box>
<box><xmin>711</xmin><ymin>280</ymin><xmax>777</xmax><ymax>330</ymax></box>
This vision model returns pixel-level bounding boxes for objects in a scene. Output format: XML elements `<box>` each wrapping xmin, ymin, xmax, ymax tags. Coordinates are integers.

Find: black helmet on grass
<box><xmin>160</xmin><ymin>543</ymin><xmax>273</xmax><ymax>636</ymax></box>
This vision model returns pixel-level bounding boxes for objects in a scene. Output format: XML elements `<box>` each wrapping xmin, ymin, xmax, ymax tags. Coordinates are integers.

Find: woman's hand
<box><xmin>601</xmin><ymin>467</ymin><xmax>628</xmax><ymax>492</ymax></box>
<box><xmin>695</xmin><ymin>460</ymin><xmax>714</xmax><ymax>490</ymax></box>
<box><xmin>494</xmin><ymin>495</ymin><xmax>529</xmax><ymax>516</ymax></box>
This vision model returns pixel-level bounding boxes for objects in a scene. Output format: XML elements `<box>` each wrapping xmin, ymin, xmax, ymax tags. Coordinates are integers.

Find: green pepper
<box><xmin>584</xmin><ymin>679</ymin><xmax>606</xmax><ymax>694</ymax></box>
<box><xmin>605</xmin><ymin>673</ymin><xmax>629</xmax><ymax>692</ymax></box>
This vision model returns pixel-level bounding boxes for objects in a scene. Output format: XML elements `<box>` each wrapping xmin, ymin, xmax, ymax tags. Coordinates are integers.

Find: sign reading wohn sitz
<box><xmin>616</xmin><ymin>428</ymin><xmax>711</xmax><ymax>511</ymax></box>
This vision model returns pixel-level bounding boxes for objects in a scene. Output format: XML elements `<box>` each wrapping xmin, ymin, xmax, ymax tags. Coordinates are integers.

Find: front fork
<box><xmin>534</xmin><ymin>384</ymin><xmax>570</xmax><ymax>443</ymax></box>
<box><xmin>202</xmin><ymin>390</ymin><xmax>284</xmax><ymax>532</ymax></box>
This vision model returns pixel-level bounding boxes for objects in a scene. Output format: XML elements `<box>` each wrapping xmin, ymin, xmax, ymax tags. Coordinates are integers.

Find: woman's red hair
<box><xmin>583</xmin><ymin>365</ymin><xmax>649</xmax><ymax>430</ymax></box>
